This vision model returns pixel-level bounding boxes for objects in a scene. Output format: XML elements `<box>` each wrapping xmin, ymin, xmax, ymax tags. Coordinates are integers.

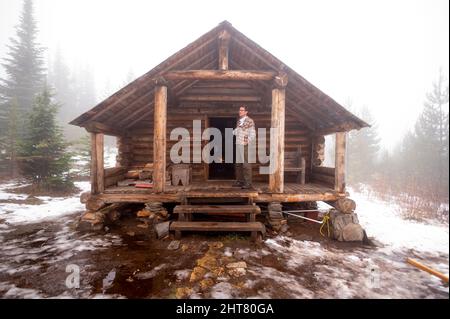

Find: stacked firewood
<box><xmin>312</xmin><ymin>135</ymin><xmax>325</xmax><ymax>166</ymax></box>
<box><xmin>78</xmin><ymin>201</ymin><xmax>129</xmax><ymax>231</ymax></box>
<box><xmin>136</xmin><ymin>202</ymin><xmax>168</xmax><ymax>222</ymax></box>
<box><xmin>138</xmin><ymin>163</ymin><xmax>153</xmax><ymax>180</ymax></box>
<box><xmin>120</xmin><ymin>163</ymin><xmax>172</xmax><ymax>187</ymax></box>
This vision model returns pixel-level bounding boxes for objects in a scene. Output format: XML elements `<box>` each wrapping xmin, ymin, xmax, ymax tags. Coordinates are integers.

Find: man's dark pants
<box><xmin>235</xmin><ymin>144</ymin><xmax>252</xmax><ymax>186</ymax></box>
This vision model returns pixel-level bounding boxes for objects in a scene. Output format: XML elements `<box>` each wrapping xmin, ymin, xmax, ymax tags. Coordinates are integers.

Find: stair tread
<box><xmin>182</xmin><ymin>190</ymin><xmax>258</xmax><ymax>198</ymax></box>
<box><xmin>170</xmin><ymin>221</ymin><xmax>265</xmax><ymax>232</ymax></box>
<box><xmin>174</xmin><ymin>205</ymin><xmax>261</xmax><ymax>214</ymax></box>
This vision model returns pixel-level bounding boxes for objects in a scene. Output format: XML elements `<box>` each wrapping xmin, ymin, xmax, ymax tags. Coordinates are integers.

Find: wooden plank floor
<box><xmin>99</xmin><ymin>180</ymin><xmax>343</xmax><ymax>203</ymax></box>
<box><xmin>104</xmin><ymin>180</ymin><xmax>336</xmax><ymax>195</ymax></box>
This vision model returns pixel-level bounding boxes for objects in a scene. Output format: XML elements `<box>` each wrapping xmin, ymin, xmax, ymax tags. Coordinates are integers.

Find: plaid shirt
<box><xmin>233</xmin><ymin>116</ymin><xmax>256</xmax><ymax>145</ymax></box>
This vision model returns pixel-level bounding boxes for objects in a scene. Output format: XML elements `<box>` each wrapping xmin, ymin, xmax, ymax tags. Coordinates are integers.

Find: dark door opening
<box><xmin>208</xmin><ymin>117</ymin><xmax>236</xmax><ymax>180</ymax></box>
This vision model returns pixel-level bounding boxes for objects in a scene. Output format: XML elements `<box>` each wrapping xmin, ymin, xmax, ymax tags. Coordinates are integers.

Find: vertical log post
<box><xmin>269</xmin><ymin>72</ymin><xmax>288</xmax><ymax>193</ymax></box>
<box><xmin>335</xmin><ymin>132</ymin><xmax>346</xmax><ymax>193</ymax></box>
<box><xmin>218</xmin><ymin>30</ymin><xmax>231</xmax><ymax>71</ymax></box>
<box><xmin>153</xmin><ymin>78</ymin><xmax>168</xmax><ymax>193</ymax></box>
<box><xmin>90</xmin><ymin>132</ymin><xmax>104</xmax><ymax>194</ymax></box>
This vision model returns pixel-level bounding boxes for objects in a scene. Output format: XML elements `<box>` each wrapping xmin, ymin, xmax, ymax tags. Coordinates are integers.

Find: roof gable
<box><xmin>70</xmin><ymin>21</ymin><xmax>368</xmax><ymax>133</ymax></box>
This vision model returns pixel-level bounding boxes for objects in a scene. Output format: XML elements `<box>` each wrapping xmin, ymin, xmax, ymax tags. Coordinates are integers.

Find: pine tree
<box><xmin>0</xmin><ymin>98</ymin><xmax>20</xmax><ymax>177</ymax></box>
<box><xmin>0</xmin><ymin>0</ymin><xmax>46</xmax><ymax>136</ymax></box>
<box><xmin>74</xmin><ymin>63</ymin><xmax>96</xmax><ymax>112</ymax></box>
<box><xmin>72</xmin><ymin>133</ymin><xmax>91</xmax><ymax>177</ymax></box>
<box><xmin>48</xmin><ymin>46</ymin><xmax>77</xmax><ymax>138</ymax></box>
<box><xmin>17</xmin><ymin>88</ymin><xmax>74</xmax><ymax>192</ymax></box>
<box><xmin>61</xmin><ymin>63</ymin><xmax>97</xmax><ymax>141</ymax></box>
<box><xmin>397</xmin><ymin>131</ymin><xmax>421</xmax><ymax>192</ymax></box>
<box><xmin>49</xmin><ymin>61</ymin><xmax>97</xmax><ymax>142</ymax></box>
<box><xmin>414</xmin><ymin>70</ymin><xmax>449</xmax><ymax>197</ymax></box>
<box><xmin>347</xmin><ymin>105</ymin><xmax>380</xmax><ymax>184</ymax></box>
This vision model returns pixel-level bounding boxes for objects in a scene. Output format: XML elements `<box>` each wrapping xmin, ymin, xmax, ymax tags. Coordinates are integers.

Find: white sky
<box><xmin>0</xmin><ymin>0</ymin><xmax>449</xmax><ymax>150</ymax></box>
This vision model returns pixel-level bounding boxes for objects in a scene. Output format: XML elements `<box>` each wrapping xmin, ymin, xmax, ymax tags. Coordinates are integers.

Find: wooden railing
<box><xmin>311</xmin><ymin>166</ymin><xmax>335</xmax><ymax>188</ymax></box>
<box><xmin>104</xmin><ymin>167</ymin><xmax>127</xmax><ymax>188</ymax></box>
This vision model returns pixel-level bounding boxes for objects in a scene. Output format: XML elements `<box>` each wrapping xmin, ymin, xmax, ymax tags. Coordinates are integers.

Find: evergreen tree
<box><xmin>17</xmin><ymin>88</ymin><xmax>74</xmax><ymax>191</ymax></box>
<box><xmin>49</xmin><ymin>47</ymin><xmax>72</xmax><ymax>104</ymax></box>
<box><xmin>377</xmin><ymin>148</ymin><xmax>393</xmax><ymax>182</ymax></box>
<box><xmin>60</xmin><ymin>63</ymin><xmax>97</xmax><ymax>141</ymax></box>
<box><xmin>74</xmin><ymin>63</ymin><xmax>96</xmax><ymax>112</ymax></box>
<box><xmin>0</xmin><ymin>99</ymin><xmax>20</xmax><ymax>177</ymax></box>
<box><xmin>48</xmin><ymin>46</ymin><xmax>77</xmax><ymax>138</ymax></box>
<box><xmin>379</xmin><ymin>71</ymin><xmax>449</xmax><ymax>201</ymax></box>
<box><xmin>347</xmin><ymin>105</ymin><xmax>380</xmax><ymax>184</ymax></box>
<box><xmin>100</xmin><ymin>77</ymin><xmax>113</xmax><ymax>101</ymax></box>
<box><xmin>49</xmin><ymin>61</ymin><xmax>97</xmax><ymax>142</ymax></box>
<box><xmin>72</xmin><ymin>133</ymin><xmax>91</xmax><ymax>177</ymax></box>
<box><xmin>397</xmin><ymin>131</ymin><xmax>421</xmax><ymax>192</ymax></box>
<box><xmin>414</xmin><ymin>70</ymin><xmax>449</xmax><ymax>197</ymax></box>
<box><xmin>0</xmin><ymin>0</ymin><xmax>46</xmax><ymax>136</ymax></box>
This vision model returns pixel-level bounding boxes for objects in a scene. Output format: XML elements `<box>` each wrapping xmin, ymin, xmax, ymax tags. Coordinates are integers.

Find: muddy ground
<box><xmin>1</xmin><ymin>209</ymin><xmax>448</xmax><ymax>299</ymax></box>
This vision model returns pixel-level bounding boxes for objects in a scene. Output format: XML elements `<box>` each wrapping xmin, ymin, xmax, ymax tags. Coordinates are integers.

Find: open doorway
<box><xmin>208</xmin><ymin>117</ymin><xmax>236</xmax><ymax>180</ymax></box>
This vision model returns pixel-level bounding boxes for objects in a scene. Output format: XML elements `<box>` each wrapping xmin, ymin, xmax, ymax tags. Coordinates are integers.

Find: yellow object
<box><xmin>406</xmin><ymin>258</ymin><xmax>449</xmax><ymax>283</ymax></box>
<box><xmin>320</xmin><ymin>212</ymin><xmax>331</xmax><ymax>237</ymax></box>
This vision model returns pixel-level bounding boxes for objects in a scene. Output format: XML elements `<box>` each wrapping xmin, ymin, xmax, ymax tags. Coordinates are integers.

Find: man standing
<box><xmin>233</xmin><ymin>105</ymin><xmax>256</xmax><ymax>189</ymax></box>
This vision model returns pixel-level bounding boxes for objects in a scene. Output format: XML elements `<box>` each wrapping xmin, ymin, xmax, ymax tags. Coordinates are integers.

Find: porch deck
<box><xmin>95</xmin><ymin>181</ymin><xmax>345</xmax><ymax>204</ymax></box>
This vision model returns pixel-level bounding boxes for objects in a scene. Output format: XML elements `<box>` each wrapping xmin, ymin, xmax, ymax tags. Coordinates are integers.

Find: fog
<box><xmin>0</xmin><ymin>0</ymin><xmax>449</xmax><ymax>149</ymax></box>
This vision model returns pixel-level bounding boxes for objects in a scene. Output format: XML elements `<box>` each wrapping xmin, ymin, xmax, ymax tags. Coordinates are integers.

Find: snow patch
<box><xmin>223</xmin><ymin>247</ymin><xmax>233</xmax><ymax>257</ymax></box>
<box><xmin>259</xmin><ymin>235</ymin><xmax>449</xmax><ymax>298</ymax></box>
<box><xmin>210</xmin><ymin>282</ymin><xmax>236</xmax><ymax>299</ymax></box>
<box><xmin>349</xmin><ymin>188</ymin><xmax>449</xmax><ymax>254</ymax></box>
<box><xmin>0</xmin><ymin>181</ymin><xmax>90</xmax><ymax>225</ymax></box>
<box><xmin>174</xmin><ymin>269</ymin><xmax>191</xmax><ymax>281</ymax></box>
<box><xmin>0</xmin><ymin>282</ymin><xmax>46</xmax><ymax>299</ymax></box>
<box><xmin>135</xmin><ymin>264</ymin><xmax>167</xmax><ymax>280</ymax></box>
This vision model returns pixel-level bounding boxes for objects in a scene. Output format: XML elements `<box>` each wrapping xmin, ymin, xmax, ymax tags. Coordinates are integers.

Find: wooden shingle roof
<box><xmin>70</xmin><ymin>21</ymin><xmax>368</xmax><ymax>134</ymax></box>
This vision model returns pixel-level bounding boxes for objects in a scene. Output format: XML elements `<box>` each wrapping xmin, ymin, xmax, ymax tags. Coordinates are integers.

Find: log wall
<box><xmin>120</xmin><ymin>104</ymin><xmax>313</xmax><ymax>183</ymax></box>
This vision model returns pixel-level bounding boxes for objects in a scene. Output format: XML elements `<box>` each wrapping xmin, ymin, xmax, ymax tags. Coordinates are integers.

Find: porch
<box><xmin>94</xmin><ymin>180</ymin><xmax>345</xmax><ymax>204</ymax></box>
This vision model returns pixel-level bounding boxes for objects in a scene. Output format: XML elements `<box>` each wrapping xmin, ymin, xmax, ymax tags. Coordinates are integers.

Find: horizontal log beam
<box><xmin>179</xmin><ymin>95</ymin><xmax>261</xmax><ymax>102</ymax></box>
<box><xmin>96</xmin><ymin>191</ymin><xmax>343</xmax><ymax>204</ymax></box>
<box><xmin>326</xmin><ymin>198</ymin><xmax>356</xmax><ymax>214</ymax></box>
<box><xmin>164</xmin><ymin>70</ymin><xmax>277</xmax><ymax>81</ymax></box>
<box><xmin>104</xmin><ymin>173</ymin><xmax>127</xmax><ymax>188</ymax></box>
<box><xmin>84</xmin><ymin>121</ymin><xmax>124</xmax><ymax>136</ymax></box>
<box><xmin>310</xmin><ymin>173</ymin><xmax>335</xmax><ymax>186</ymax></box>
<box><xmin>257</xmin><ymin>192</ymin><xmax>342</xmax><ymax>203</ymax></box>
<box><xmin>104</xmin><ymin>167</ymin><xmax>127</xmax><ymax>178</ymax></box>
<box><xmin>313</xmin><ymin>122</ymin><xmax>358</xmax><ymax>136</ymax></box>
<box><xmin>312</xmin><ymin>166</ymin><xmax>335</xmax><ymax>176</ymax></box>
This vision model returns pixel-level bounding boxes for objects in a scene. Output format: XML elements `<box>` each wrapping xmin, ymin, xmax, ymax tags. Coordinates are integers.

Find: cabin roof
<box><xmin>70</xmin><ymin>21</ymin><xmax>369</xmax><ymax>134</ymax></box>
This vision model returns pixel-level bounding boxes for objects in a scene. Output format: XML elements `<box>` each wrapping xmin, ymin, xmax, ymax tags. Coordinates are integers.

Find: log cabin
<box><xmin>70</xmin><ymin>21</ymin><xmax>369</xmax><ymax>239</ymax></box>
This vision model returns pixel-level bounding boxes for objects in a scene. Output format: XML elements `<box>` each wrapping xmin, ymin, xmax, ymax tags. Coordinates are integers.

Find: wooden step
<box><xmin>173</xmin><ymin>205</ymin><xmax>261</xmax><ymax>215</ymax></box>
<box><xmin>170</xmin><ymin>221</ymin><xmax>265</xmax><ymax>234</ymax></box>
<box><xmin>182</xmin><ymin>190</ymin><xmax>258</xmax><ymax>198</ymax></box>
